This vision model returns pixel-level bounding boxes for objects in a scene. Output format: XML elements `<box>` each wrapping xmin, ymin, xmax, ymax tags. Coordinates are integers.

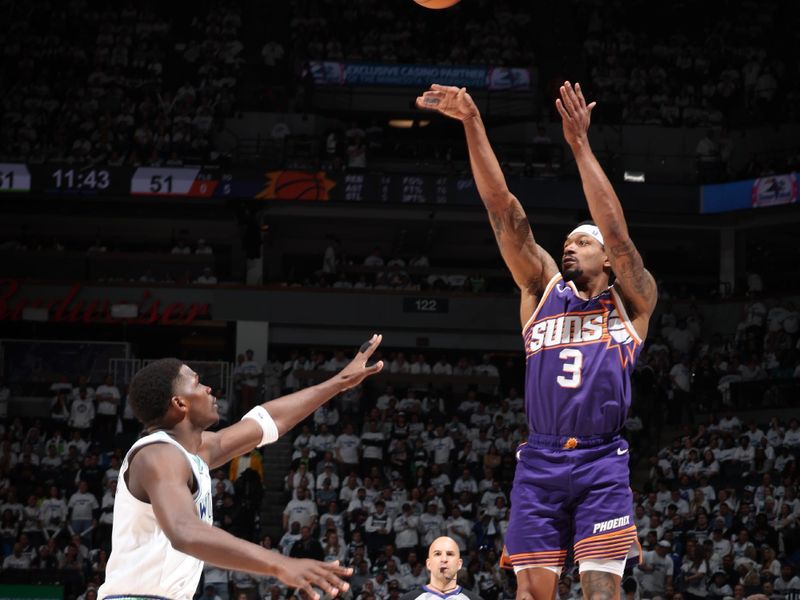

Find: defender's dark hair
<box><xmin>128</xmin><ymin>358</ymin><xmax>184</xmax><ymax>425</ymax></box>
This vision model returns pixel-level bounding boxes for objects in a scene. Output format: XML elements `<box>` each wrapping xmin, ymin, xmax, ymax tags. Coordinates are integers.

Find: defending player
<box><xmin>98</xmin><ymin>335</ymin><xmax>384</xmax><ymax>600</ymax></box>
<box><xmin>417</xmin><ymin>82</ymin><xmax>656</xmax><ymax>600</ymax></box>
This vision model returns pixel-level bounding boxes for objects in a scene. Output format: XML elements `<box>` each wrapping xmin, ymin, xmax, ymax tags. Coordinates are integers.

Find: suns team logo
<box><xmin>607</xmin><ymin>306</ymin><xmax>633</xmax><ymax>345</ymax></box>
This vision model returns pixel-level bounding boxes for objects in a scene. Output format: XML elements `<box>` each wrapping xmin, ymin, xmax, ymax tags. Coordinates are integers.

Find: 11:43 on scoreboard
<box><xmin>0</xmin><ymin>163</ymin><xmax>219</xmax><ymax>197</ymax></box>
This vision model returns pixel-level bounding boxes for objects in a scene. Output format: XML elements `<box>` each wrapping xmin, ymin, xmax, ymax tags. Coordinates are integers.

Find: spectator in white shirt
<box><xmin>392</xmin><ymin>503</ymin><xmax>419</xmax><ymax>557</ymax></box>
<box><xmin>195</xmin><ymin>239</ymin><xmax>213</xmax><ymax>254</ymax></box>
<box><xmin>310</xmin><ymin>423</ymin><xmax>336</xmax><ymax>455</ymax></box>
<box><xmin>68</xmin><ymin>390</ymin><xmax>95</xmax><ymax>431</ymax></box>
<box><xmin>363</xmin><ymin>248</ymin><xmax>384</xmax><ymax>267</ymax></box>
<box><xmin>282</xmin><ymin>487</ymin><xmax>317</xmax><ymax>530</ymax></box>
<box><xmin>194</xmin><ymin>268</ymin><xmax>218</xmax><ymax>284</ymax></box>
<box><xmin>335</xmin><ymin>423</ymin><xmax>361</xmax><ymax>469</ymax></box>
<box><xmin>2</xmin><ymin>543</ymin><xmax>31</xmax><ymax>569</ymax></box>
<box><xmin>418</xmin><ymin>502</ymin><xmax>445</xmax><ymax>547</ymax></box>
<box><xmin>94</xmin><ymin>374</ymin><xmax>120</xmax><ymax>435</ymax></box>
<box><xmin>445</xmin><ymin>506</ymin><xmax>472</xmax><ymax>552</ymax></box>
<box><xmin>426</xmin><ymin>426</ymin><xmax>455</xmax><ymax>465</ymax></box>
<box><xmin>432</xmin><ymin>357</ymin><xmax>453</xmax><ymax>376</ymax></box>
<box><xmin>68</xmin><ymin>480</ymin><xmax>99</xmax><ymax>536</ymax></box>
<box><xmin>783</xmin><ymin>418</ymin><xmax>800</xmax><ymax>449</ymax></box>
<box><xmin>409</xmin><ymin>354</ymin><xmax>431</xmax><ymax>375</ymax></box>
<box><xmin>733</xmin><ymin>436</ymin><xmax>755</xmax><ymax>471</ymax></box>
<box><xmin>454</xmin><ymin>468</ymin><xmax>478</xmax><ymax>495</ymax></box>
<box><xmin>239</xmin><ymin>349</ymin><xmax>262</xmax><ymax>413</ymax></box>
<box><xmin>773</xmin><ymin>565</ymin><xmax>800</xmax><ymax>595</ymax></box>
<box><xmin>456</xmin><ymin>391</ymin><xmax>480</xmax><ymax>416</ymax></box>
<box><xmin>718</xmin><ymin>413</ymin><xmax>742</xmax><ymax>433</ymax></box>
<box><xmin>635</xmin><ymin>540</ymin><xmax>674</xmax><ymax>598</ymax></box>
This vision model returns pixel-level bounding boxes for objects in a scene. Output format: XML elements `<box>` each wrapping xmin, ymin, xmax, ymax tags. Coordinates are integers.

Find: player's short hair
<box><xmin>128</xmin><ymin>358</ymin><xmax>184</xmax><ymax>424</ymax></box>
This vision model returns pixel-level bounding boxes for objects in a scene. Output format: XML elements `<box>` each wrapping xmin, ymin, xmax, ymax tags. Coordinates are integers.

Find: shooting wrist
<box><xmin>569</xmin><ymin>137</ymin><xmax>592</xmax><ymax>156</ymax></box>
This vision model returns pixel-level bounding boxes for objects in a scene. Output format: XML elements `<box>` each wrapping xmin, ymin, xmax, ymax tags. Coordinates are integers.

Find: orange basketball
<box><xmin>413</xmin><ymin>0</ymin><xmax>461</xmax><ymax>9</ymax></box>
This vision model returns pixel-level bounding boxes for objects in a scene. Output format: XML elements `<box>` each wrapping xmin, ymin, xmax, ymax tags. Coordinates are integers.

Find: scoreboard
<box><xmin>0</xmin><ymin>164</ymin><xmax>220</xmax><ymax>198</ymax></box>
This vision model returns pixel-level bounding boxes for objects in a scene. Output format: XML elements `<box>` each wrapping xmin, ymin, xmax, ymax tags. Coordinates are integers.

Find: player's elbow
<box><xmin>163</xmin><ymin>520</ymin><xmax>205</xmax><ymax>554</ymax></box>
<box><xmin>483</xmin><ymin>190</ymin><xmax>515</xmax><ymax>210</ymax></box>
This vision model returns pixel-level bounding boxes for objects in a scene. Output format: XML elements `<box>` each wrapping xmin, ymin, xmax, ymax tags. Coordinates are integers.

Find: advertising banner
<box><xmin>701</xmin><ymin>172</ymin><xmax>799</xmax><ymax>213</ymax></box>
<box><xmin>307</xmin><ymin>61</ymin><xmax>532</xmax><ymax>90</ymax></box>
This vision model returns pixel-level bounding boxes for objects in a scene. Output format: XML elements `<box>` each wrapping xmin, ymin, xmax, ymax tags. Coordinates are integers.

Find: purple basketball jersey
<box><xmin>523</xmin><ymin>274</ymin><xmax>642</xmax><ymax>437</ymax></box>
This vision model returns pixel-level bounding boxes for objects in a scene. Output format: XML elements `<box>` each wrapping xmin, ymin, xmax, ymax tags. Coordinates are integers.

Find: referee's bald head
<box><xmin>426</xmin><ymin>536</ymin><xmax>462</xmax><ymax>586</ymax></box>
<box><xmin>427</xmin><ymin>536</ymin><xmax>460</xmax><ymax>559</ymax></box>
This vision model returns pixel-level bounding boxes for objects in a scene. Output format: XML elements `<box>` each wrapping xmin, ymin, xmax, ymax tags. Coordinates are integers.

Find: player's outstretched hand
<box><xmin>336</xmin><ymin>333</ymin><xmax>384</xmax><ymax>390</ymax></box>
<box><xmin>555</xmin><ymin>81</ymin><xmax>597</xmax><ymax>148</ymax></box>
<box><xmin>275</xmin><ymin>557</ymin><xmax>352</xmax><ymax>600</ymax></box>
<box><xmin>416</xmin><ymin>84</ymin><xmax>478</xmax><ymax>122</ymax></box>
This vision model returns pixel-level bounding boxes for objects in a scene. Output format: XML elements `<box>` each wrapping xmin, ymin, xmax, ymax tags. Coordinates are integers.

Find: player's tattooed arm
<box><xmin>556</xmin><ymin>80</ymin><xmax>657</xmax><ymax>320</ymax></box>
<box><xmin>487</xmin><ymin>200</ymin><xmax>558</xmax><ymax>294</ymax></box>
<box><xmin>417</xmin><ymin>84</ymin><xmax>558</xmax><ymax>297</ymax></box>
<box><xmin>607</xmin><ymin>238</ymin><xmax>657</xmax><ymax>312</ymax></box>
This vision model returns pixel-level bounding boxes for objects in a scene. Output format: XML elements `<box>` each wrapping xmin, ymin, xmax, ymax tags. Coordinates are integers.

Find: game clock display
<box><xmin>22</xmin><ymin>165</ymin><xmax>131</xmax><ymax>195</ymax></box>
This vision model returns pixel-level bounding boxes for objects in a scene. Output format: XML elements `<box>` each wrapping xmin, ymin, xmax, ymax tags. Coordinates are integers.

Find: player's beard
<box><xmin>563</xmin><ymin>267</ymin><xmax>583</xmax><ymax>282</ymax></box>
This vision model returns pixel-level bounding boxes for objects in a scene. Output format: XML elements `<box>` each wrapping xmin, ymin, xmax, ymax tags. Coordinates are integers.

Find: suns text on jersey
<box><xmin>527</xmin><ymin>311</ymin><xmax>605</xmax><ymax>354</ymax></box>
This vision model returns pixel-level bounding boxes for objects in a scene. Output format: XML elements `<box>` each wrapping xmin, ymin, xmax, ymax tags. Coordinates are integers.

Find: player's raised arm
<box><xmin>555</xmin><ymin>81</ymin><xmax>657</xmax><ymax>327</ymax></box>
<box><xmin>417</xmin><ymin>85</ymin><xmax>558</xmax><ymax>323</ymax></box>
<box><xmin>199</xmin><ymin>335</ymin><xmax>384</xmax><ymax>468</ymax></box>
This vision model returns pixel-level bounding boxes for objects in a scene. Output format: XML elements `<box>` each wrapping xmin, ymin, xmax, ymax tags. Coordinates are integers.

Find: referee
<box><xmin>399</xmin><ymin>537</ymin><xmax>484</xmax><ymax>600</ymax></box>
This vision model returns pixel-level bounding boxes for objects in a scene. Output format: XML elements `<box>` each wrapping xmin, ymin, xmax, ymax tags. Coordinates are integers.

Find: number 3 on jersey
<box><xmin>557</xmin><ymin>348</ymin><xmax>583</xmax><ymax>388</ymax></box>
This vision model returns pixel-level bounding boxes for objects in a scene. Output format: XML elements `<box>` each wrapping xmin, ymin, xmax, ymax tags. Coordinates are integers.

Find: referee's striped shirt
<box><xmin>400</xmin><ymin>585</ymin><xmax>484</xmax><ymax>600</ymax></box>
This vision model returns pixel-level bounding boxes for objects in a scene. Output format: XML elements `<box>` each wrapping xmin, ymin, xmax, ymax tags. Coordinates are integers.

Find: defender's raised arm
<box><xmin>417</xmin><ymin>84</ymin><xmax>557</xmax><ymax>325</ymax></box>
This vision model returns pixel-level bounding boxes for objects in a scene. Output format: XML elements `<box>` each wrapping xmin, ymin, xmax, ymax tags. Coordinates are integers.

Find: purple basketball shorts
<box><xmin>501</xmin><ymin>434</ymin><xmax>640</xmax><ymax>571</ymax></box>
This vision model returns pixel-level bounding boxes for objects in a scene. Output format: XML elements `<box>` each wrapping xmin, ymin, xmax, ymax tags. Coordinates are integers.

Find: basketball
<box><xmin>413</xmin><ymin>0</ymin><xmax>461</xmax><ymax>9</ymax></box>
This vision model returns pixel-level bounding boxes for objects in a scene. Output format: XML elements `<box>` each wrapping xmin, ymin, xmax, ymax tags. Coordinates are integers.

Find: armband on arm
<box><xmin>241</xmin><ymin>405</ymin><xmax>279</xmax><ymax>447</ymax></box>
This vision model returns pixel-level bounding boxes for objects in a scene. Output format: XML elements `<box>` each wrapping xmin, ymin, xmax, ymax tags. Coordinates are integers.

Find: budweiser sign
<box><xmin>0</xmin><ymin>279</ymin><xmax>209</xmax><ymax>325</ymax></box>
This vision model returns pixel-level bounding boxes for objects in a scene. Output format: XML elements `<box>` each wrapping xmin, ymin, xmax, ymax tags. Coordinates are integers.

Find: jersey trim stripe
<box><xmin>609</xmin><ymin>286</ymin><xmax>643</xmax><ymax>344</ymax></box>
<box><xmin>573</xmin><ymin>525</ymin><xmax>638</xmax><ymax>561</ymax></box>
<box><xmin>574</xmin><ymin>525</ymin><xmax>637</xmax><ymax>547</ymax></box>
<box><xmin>522</xmin><ymin>273</ymin><xmax>561</xmax><ymax>334</ymax></box>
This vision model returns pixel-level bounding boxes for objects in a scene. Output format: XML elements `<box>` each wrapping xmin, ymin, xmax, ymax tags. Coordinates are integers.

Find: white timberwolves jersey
<box><xmin>99</xmin><ymin>431</ymin><xmax>213</xmax><ymax>600</ymax></box>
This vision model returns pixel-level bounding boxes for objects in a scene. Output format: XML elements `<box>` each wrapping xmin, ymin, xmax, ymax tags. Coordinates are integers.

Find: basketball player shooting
<box><xmin>98</xmin><ymin>335</ymin><xmax>384</xmax><ymax>600</ymax></box>
<box><xmin>417</xmin><ymin>82</ymin><xmax>656</xmax><ymax>600</ymax></box>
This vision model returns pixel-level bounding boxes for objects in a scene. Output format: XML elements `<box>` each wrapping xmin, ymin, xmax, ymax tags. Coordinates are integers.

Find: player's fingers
<box><xmin>430</xmin><ymin>83</ymin><xmax>456</xmax><ymax>93</ymax></box>
<box><xmin>575</xmin><ymin>82</ymin><xmax>587</xmax><ymax>109</ymax></box>
<box><xmin>316</xmin><ymin>566</ymin><xmax>348</xmax><ymax>594</ymax></box>
<box><xmin>322</xmin><ymin>561</ymin><xmax>353</xmax><ymax>587</ymax></box>
<box><xmin>300</xmin><ymin>582</ymin><xmax>318</xmax><ymax>600</ymax></box>
<box><xmin>366</xmin><ymin>360</ymin><xmax>384</xmax><ymax>375</ymax></box>
<box><xmin>358</xmin><ymin>333</ymin><xmax>382</xmax><ymax>358</ymax></box>
<box><xmin>555</xmin><ymin>98</ymin><xmax>572</xmax><ymax>121</ymax></box>
<box><xmin>558</xmin><ymin>86</ymin><xmax>573</xmax><ymax>118</ymax></box>
<box><xmin>561</xmin><ymin>82</ymin><xmax>580</xmax><ymax>115</ymax></box>
<box><xmin>588</xmin><ymin>101</ymin><xmax>597</xmax><ymax>112</ymax></box>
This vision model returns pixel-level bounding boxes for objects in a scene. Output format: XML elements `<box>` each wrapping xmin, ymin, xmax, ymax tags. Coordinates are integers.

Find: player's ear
<box><xmin>170</xmin><ymin>394</ymin><xmax>189</xmax><ymax>412</ymax></box>
<box><xmin>458</xmin><ymin>557</ymin><xmax>463</xmax><ymax>571</ymax></box>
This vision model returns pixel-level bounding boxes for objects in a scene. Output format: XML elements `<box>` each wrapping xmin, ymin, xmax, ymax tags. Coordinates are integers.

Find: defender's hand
<box><xmin>416</xmin><ymin>84</ymin><xmax>479</xmax><ymax>122</ymax></box>
<box><xmin>275</xmin><ymin>557</ymin><xmax>352</xmax><ymax>600</ymax></box>
<box><xmin>555</xmin><ymin>81</ymin><xmax>596</xmax><ymax>148</ymax></box>
<box><xmin>336</xmin><ymin>334</ymin><xmax>384</xmax><ymax>390</ymax></box>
